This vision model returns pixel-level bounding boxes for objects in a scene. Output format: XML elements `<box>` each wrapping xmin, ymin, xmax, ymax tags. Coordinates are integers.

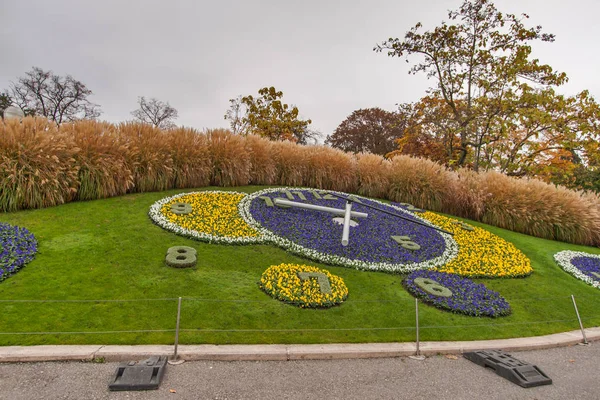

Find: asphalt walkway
<box><xmin>1</xmin><ymin>343</ymin><xmax>599</xmax><ymax>399</ymax></box>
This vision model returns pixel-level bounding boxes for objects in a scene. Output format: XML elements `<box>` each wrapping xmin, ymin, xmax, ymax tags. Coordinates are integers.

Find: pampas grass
<box><xmin>304</xmin><ymin>146</ymin><xmax>357</xmax><ymax>192</ymax></box>
<box><xmin>2</xmin><ymin>117</ymin><xmax>600</xmax><ymax>246</ymax></box>
<box><xmin>355</xmin><ymin>153</ymin><xmax>390</xmax><ymax>199</ymax></box>
<box><xmin>245</xmin><ymin>134</ymin><xmax>277</xmax><ymax>185</ymax></box>
<box><xmin>63</xmin><ymin>120</ymin><xmax>134</xmax><ymax>200</ymax></box>
<box><xmin>167</xmin><ymin>127</ymin><xmax>211</xmax><ymax>188</ymax></box>
<box><xmin>271</xmin><ymin>140</ymin><xmax>309</xmax><ymax>187</ymax></box>
<box><xmin>207</xmin><ymin>129</ymin><xmax>250</xmax><ymax>186</ymax></box>
<box><xmin>117</xmin><ymin>122</ymin><xmax>174</xmax><ymax>193</ymax></box>
<box><xmin>387</xmin><ymin>155</ymin><xmax>451</xmax><ymax>212</ymax></box>
<box><xmin>0</xmin><ymin>117</ymin><xmax>79</xmax><ymax>211</ymax></box>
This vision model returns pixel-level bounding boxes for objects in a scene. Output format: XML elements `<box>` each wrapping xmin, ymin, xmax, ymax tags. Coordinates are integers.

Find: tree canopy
<box><xmin>131</xmin><ymin>96</ymin><xmax>178</xmax><ymax>129</ymax></box>
<box><xmin>6</xmin><ymin>67</ymin><xmax>101</xmax><ymax>124</ymax></box>
<box><xmin>326</xmin><ymin>108</ymin><xmax>405</xmax><ymax>155</ymax></box>
<box><xmin>225</xmin><ymin>87</ymin><xmax>316</xmax><ymax>144</ymax></box>
<box><xmin>376</xmin><ymin>0</ymin><xmax>600</xmax><ymax>192</ymax></box>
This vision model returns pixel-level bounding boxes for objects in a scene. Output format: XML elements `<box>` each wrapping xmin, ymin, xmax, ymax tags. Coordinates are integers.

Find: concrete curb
<box><xmin>1</xmin><ymin>327</ymin><xmax>598</xmax><ymax>363</ymax></box>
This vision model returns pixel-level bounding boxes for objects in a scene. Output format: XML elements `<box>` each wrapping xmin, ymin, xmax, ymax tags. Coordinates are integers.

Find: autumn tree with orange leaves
<box><xmin>377</xmin><ymin>0</ymin><xmax>600</xmax><ymax>191</ymax></box>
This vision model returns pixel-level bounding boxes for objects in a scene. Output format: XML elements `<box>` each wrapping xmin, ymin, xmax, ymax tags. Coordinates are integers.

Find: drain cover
<box><xmin>109</xmin><ymin>356</ymin><xmax>168</xmax><ymax>391</ymax></box>
<box><xmin>463</xmin><ymin>350</ymin><xmax>552</xmax><ymax>388</ymax></box>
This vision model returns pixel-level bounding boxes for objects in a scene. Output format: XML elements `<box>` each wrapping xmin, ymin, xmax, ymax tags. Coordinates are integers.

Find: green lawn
<box><xmin>1</xmin><ymin>186</ymin><xmax>600</xmax><ymax>346</ymax></box>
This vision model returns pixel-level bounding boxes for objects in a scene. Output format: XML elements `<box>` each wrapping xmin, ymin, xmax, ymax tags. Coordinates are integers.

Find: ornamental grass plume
<box><xmin>355</xmin><ymin>152</ymin><xmax>390</xmax><ymax>199</ymax></box>
<box><xmin>477</xmin><ymin>171</ymin><xmax>600</xmax><ymax>246</ymax></box>
<box><xmin>63</xmin><ymin>120</ymin><xmax>135</xmax><ymax>200</ymax></box>
<box><xmin>305</xmin><ymin>146</ymin><xmax>357</xmax><ymax>192</ymax></box>
<box><xmin>271</xmin><ymin>140</ymin><xmax>309</xmax><ymax>187</ymax></box>
<box><xmin>117</xmin><ymin>122</ymin><xmax>174</xmax><ymax>192</ymax></box>
<box><xmin>387</xmin><ymin>155</ymin><xmax>451</xmax><ymax>212</ymax></box>
<box><xmin>207</xmin><ymin>128</ymin><xmax>250</xmax><ymax>186</ymax></box>
<box><xmin>167</xmin><ymin>127</ymin><xmax>211</xmax><ymax>188</ymax></box>
<box><xmin>0</xmin><ymin>117</ymin><xmax>79</xmax><ymax>211</ymax></box>
<box><xmin>446</xmin><ymin>169</ymin><xmax>488</xmax><ymax>221</ymax></box>
<box><xmin>244</xmin><ymin>134</ymin><xmax>277</xmax><ymax>185</ymax></box>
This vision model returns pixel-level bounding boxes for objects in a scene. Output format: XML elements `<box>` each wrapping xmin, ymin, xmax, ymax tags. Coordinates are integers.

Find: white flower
<box><xmin>554</xmin><ymin>250</ymin><xmax>600</xmax><ymax>289</ymax></box>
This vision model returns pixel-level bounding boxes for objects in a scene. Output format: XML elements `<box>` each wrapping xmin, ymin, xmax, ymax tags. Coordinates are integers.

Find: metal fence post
<box><xmin>409</xmin><ymin>298</ymin><xmax>425</xmax><ymax>360</ymax></box>
<box><xmin>571</xmin><ymin>295</ymin><xmax>588</xmax><ymax>345</ymax></box>
<box><xmin>169</xmin><ymin>297</ymin><xmax>185</xmax><ymax>364</ymax></box>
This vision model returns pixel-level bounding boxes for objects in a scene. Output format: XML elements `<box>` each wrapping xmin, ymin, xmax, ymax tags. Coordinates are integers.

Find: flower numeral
<box><xmin>165</xmin><ymin>246</ymin><xmax>197</xmax><ymax>268</ymax></box>
<box><xmin>452</xmin><ymin>220</ymin><xmax>474</xmax><ymax>231</ymax></box>
<box><xmin>171</xmin><ymin>202</ymin><xmax>192</xmax><ymax>215</ymax></box>
<box><xmin>398</xmin><ymin>203</ymin><xmax>424</xmax><ymax>213</ymax></box>
<box><xmin>591</xmin><ymin>271</ymin><xmax>600</xmax><ymax>279</ymax></box>
<box><xmin>391</xmin><ymin>235</ymin><xmax>421</xmax><ymax>251</ymax></box>
<box><xmin>413</xmin><ymin>277</ymin><xmax>453</xmax><ymax>298</ymax></box>
<box><xmin>297</xmin><ymin>272</ymin><xmax>332</xmax><ymax>294</ymax></box>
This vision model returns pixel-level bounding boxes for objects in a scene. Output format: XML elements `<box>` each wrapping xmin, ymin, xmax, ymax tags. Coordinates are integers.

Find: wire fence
<box><xmin>0</xmin><ymin>295</ymin><xmax>598</xmax><ymax>356</ymax></box>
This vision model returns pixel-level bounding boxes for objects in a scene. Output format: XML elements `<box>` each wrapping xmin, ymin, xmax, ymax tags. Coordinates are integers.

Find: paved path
<box><xmin>1</xmin><ymin>344</ymin><xmax>599</xmax><ymax>400</ymax></box>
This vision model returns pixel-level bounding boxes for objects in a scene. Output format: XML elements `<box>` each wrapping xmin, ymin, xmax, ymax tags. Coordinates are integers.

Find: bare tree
<box><xmin>131</xmin><ymin>96</ymin><xmax>178</xmax><ymax>129</ymax></box>
<box><xmin>8</xmin><ymin>67</ymin><xmax>101</xmax><ymax>124</ymax></box>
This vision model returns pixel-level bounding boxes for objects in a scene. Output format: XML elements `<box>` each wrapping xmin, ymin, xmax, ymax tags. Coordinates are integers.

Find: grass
<box><xmin>1</xmin><ymin>186</ymin><xmax>600</xmax><ymax>346</ymax></box>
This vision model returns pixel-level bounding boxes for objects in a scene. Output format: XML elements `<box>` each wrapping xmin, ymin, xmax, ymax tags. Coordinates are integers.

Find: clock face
<box><xmin>239</xmin><ymin>187</ymin><xmax>458</xmax><ymax>273</ymax></box>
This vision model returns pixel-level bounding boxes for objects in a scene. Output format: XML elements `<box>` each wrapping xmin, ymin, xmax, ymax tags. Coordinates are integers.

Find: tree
<box><xmin>0</xmin><ymin>92</ymin><xmax>11</xmax><ymax>119</ymax></box>
<box><xmin>388</xmin><ymin>97</ymin><xmax>462</xmax><ymax>164</ymax></box>
<box><xmin>224</xmin><ymin>96</ymin><xmax>249</xmax><ymax>135</ymax></box>
<box><xmin>375</xmin><ymin>0</ymin><xmax>567</xmax><ymax>171</ymax></box>
<box><xmin>7</xmin><ymin>66</ymin><xmax>101</xmax><ymax>124</ymax></box>
<box><xmin>131</xmin><ymin>96</ymin><xmax>178</xmax><ymax>129</ymax></box>
<box><xmin>224</xmin><ymin>87</ymin><xmax>315</xmax><ymax>144</ymax></box>
<box><xmin>326</xmin><ymin>108</ymin><xmax>406</xmax><ymax>155</ymax></box>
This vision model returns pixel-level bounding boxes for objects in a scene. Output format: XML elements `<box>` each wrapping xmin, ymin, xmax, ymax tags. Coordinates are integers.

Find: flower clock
<box><xmin>149</xmin><ymin>187</ymin><xmax>535</xmax><ymax>316</ymax></box>
<box><xmin>554</xmin><ymin>250</ymin><xmax>600</xmax><ymax>289</ymax></box>
<box><xmin>0</xmin><ymin>222</ymin><xmax>37</xmax><ymax>283</ymax></box>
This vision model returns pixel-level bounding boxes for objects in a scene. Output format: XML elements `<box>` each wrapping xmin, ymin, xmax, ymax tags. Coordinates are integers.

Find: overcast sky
<box><xmin>2</xmin><ymin>0</ymin><xmax>599</xmax><ymax>140</ymax></box>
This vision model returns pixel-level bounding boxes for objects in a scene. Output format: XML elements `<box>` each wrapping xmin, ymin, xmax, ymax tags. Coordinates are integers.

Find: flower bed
<box><xmin>148</xmin><ymin>191</ymin><xmax>262</xmax><ymax>244</ymax></box>
<box><xmin>259</xmin><ymin>263</ymin><xmax>348</xmax><ymax>308</ymax></box>
<box><xmin>240</xmin><ymin>188</ymin><xmax>458</xmax><ymax>273</ymax></box>
<box><xmin>419</xmin><ymin>212</ymin><xmax>532</xmax><ymax>278</ymax></box>
<box><xmin>554</xmin><ymin>250</ymin><xmax>600</xmax><ymax>289</ymax></box>
<box><xmin>0</xmin><ymin>222</ymin><xmax>38</xmax><ymax>282</ymax></box>
<box><xmin>403</xmin><ymin>270</ymin><xmax>511</xmax><ymax>317</ymax></box>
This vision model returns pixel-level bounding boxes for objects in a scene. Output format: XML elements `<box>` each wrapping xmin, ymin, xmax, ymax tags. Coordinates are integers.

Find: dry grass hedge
<box><xmin>64</xmin><ymin>120</ymin><xmax>134</xmax><ymax>200</ymax></box>
<box><xmin>0</xmin><ymin>117</ymin><xmax>79</xmax><ymax>211</ymax></box>
<box><xmin>2</xmin><ymin>117</ymin><xmax>600</xmax><ymax>246</ymax></box>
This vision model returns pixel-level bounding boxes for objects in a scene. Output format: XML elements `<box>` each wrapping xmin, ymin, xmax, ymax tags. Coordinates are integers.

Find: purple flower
<box><xmin>0</xmin><ymin>223</ymin><xmax>38</xmax><ymax>283</ymax></box>
<box><xmin>248</xmin><ymin>189</ymin><xmax>448</xmax><ymax>266</ymax></box>
<box><xmin>403</xmin><ymin>270</ymin><xmax>511</xmax><ymax>317</ymax></box>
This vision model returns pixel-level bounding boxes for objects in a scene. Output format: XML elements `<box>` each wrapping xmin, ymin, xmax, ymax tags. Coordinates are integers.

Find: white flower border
<box><xmin>554</xmin><ymin>250</ymin><xmax>600</xmax><ymax>289</ymax></box>
<box><xmin>148</xmin><ymin>191</ymin><xmax>266</xmax><ymax>245</ymax></box>
<box><xmin>239</xmin><ymin>187</ymin><xmax>459</xmax><ymax>273</ymax></box>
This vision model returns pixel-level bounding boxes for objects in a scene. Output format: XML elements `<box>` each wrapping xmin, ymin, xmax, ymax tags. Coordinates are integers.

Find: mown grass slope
<box><xmin>1</xmin><ymin>187</ymin><xmax>599</xmax><ymax>346</ymax></box>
